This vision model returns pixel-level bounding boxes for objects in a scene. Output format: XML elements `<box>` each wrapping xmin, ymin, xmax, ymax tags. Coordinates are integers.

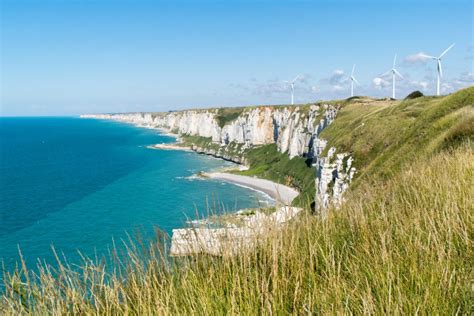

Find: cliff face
<box><xmin>152</xmin><ymin>105</ymin><xmax>336</xmax><ymax>159</ymax></box>
<box><xmin>81</xmin><ymin>103</ymin><xmax>354</xmax><ymax>210</ymax></box>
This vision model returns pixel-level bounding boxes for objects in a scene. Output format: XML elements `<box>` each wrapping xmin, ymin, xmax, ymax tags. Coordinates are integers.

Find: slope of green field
<box><xmin>320</xmin><ymin>87</ymin><xmax>474</xmax><ymax>184</ymax></box>
<box><xmin>2</xmin><ymin>88</ymin><xmax>472</xmax><ymax>314</ymax></box>
<box><xmin>2</xmin><ymin>144</ymin><xmax>471</xmax><ymax>314</ymax></box>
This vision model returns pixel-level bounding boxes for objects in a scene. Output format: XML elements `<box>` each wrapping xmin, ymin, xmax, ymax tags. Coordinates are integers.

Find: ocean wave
<box><xmin>176</xmin><ymin>174</ymin><xmax>205</xmax><ymax>181</ymax></box>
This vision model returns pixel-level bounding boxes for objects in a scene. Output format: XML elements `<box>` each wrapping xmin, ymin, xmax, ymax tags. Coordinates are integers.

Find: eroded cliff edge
<box><xmin>82</xmin><ymin>103</ymin><xmax>354</xmax><ymax>211</ymax></box>
<box><xmin>81</xmin><ymin>87</ymin><xmax>474</xmax><ymax>212</ymax></box>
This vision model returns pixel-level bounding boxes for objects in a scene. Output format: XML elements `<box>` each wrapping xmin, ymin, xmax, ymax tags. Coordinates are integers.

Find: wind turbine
<box><xmin>285</xmin><ymin>75</ymin><xmax>301</xmax><ymax>105</ymax></box>
<box><xmin>350</xmin><ymin>64</ymin><xmax>360</xmax><ymax>97</ymax></box>
<box><xmin>381</xmin><ymin>54</ymin><xmax>404</xmax><ymax>99</ymax></box>
<box><xmin>421</xmin><ymin>43</ymin><xmax>455</xmax><ymax>96</ymax></box>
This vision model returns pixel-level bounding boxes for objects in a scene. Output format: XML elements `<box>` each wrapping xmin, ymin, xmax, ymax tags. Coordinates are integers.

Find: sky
<box><xmin>1</xmin><ymin>0</ymin><xmax>473</xmax><ymax>116</ymax></box>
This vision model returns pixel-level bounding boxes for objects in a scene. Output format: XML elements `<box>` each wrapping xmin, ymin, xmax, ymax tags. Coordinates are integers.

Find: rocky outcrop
<box><xmin>81</xmin><ymin>103</ymin><xmax>354</xmax><ymax>211</ymax></box>
<box><xmin>83</xmin><ymin>104</ymin><xmax>336</xmax><ymax>159</ymax></box>
<box><xmin>314</xmin><ymin>148</ymin><xmax>356</xmax><ymax>214</ymax></box>
<box><xmin>170</xmin><ymin>206</ymin><xmax>302</xmax><ymax>256</ymax></box>
<box><xmin>189</xmin><ymin>144</ymin><xmax>247</xmax><ymax>165</ymax></box>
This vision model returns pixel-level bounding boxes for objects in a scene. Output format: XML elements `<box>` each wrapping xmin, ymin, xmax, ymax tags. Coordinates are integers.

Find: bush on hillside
<box><xmin>405</xmin><ymin>90</ymin><xmax>424</xmax><ymax>99</ymax></box>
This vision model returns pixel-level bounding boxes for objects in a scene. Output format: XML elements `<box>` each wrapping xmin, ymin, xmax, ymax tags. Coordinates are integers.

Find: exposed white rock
<box><xmin>314</xmin><ymin>147</ymin><xmax>356</xmax><ymax>215</ymax></box>
<box><xmin>81</xmin><ymin>103</ymin><xmax>354</xmax><ymax>212</ymax></box>
<box><xmin>82</xmin><ymin>105</ymin><xmax>335</xmax><ymax>159</ymax></box>
<box><xmin>170</xmin><ymin>206</ymin><xmax>302</xmax><ymax>256</ymax></box>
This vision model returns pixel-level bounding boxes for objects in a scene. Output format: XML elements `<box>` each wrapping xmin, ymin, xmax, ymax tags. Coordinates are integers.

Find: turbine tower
<box><xmin>382</xmin><ymin>54</ymin><xmax>404</xmax><ymax>99</ymax></box>
<box><xmin>421</xmin><ymin>43</ymin><xmax>455</xmax><ymax>96</ymax></box>
<box><xmin>350</xmin><ymin>64</ymin><xmax>359</xmax><ymax>97</ymax></box>
<box><xmin>285</xmin><ymin>75</ymin><xmax>301</xmax><ymax>105</ymax></box>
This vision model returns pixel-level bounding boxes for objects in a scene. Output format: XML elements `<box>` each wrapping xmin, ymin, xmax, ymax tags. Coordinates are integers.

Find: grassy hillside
<box><xmin>320</xmin><ymin>87</ymin><xmax>474</xmax><ymax>184</ymax></box>
<box><xmin>180</xmin><ymin>136</ymin><xmax>317</xmax><ymax>207</ymax></box>
<box><xmin>2</xmin><ymin>145</ymin><xmax>471</xmax><ymax>314</ymax></box>
<box><xmin>237</xmin><ymin>144</ymin><xmax>316</xmax><ymax>207</ymax></box>
<box><xmin>1</xmin><ymin>88</ymin><xmax>472</xmax><ymax>314</ymax></box>
<box><xmin>182</xmin><ymin>87</ymin><xmax>473</xmax><ymax>208</ymax></box>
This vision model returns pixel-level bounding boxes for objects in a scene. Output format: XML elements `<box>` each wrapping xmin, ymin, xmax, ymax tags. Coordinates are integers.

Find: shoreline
<box><xmin>149</xmin><ymin>143</ymin><xmax>284</xmax><ymax>204</ymax></box>
<box><xmin>83</xmin><ymin>115</ymin><xmax>301</xmax><ymax>206</ymax></box>
<box><xmin>148</xmin><ymin>139</ymin><xmax>299</xmax><ymax>205</ymax></box>
<box><xmin>147</xmin><ymin>143</ymin><xmax>192</xmax><ymax>151</ymax></box>
<box><xmin>203</xmin><ymin>172</ymin><xmax>299</xmax><ymax>205</ymax></box>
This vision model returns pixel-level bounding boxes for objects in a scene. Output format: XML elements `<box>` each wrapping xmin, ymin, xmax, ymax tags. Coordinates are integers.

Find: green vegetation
<box><xmin>2</xmin><ymin>146</ymin><xmax>471</xmax><ymax>314</ymax></box>
<box><xmin>320</xmin><ymin>86</ymin><xmax>474</xmax><ymax>185</ymax></box>
<box><xmin>215</xmin><ymin>107</ymin><xmax>245</xmax><ymax>128</ymax></box>
<box><xmin>179</xmin><ymin>87</ymin><xmax>474</xmax><ymax>206</ymax></box>
<box><xmin>180</xmin><ymin>135</ymin><xmax>220</xmax><ymax>151</ymax></box>
<box><xmin>180</xmin><ymin>135</ymin><xmax>245</xmax><ymax>160</ymax></box>
<box><xmin>238</xmin><ymin>144</ymin><xmax>316</xmax><ymax>207</ymax></box>
<box><xmin>181</xmin><ymin>135</ymin><xmax>316</xmax><ymax>207</ymax></box>
<box><xmin>405</xmin><ymin>90</ymin><xmax>424</xmax><ymax>99</ymax></box>
<box><xmin>2</xmin><ymin>88</ymin><xmax>472</xmax><ymax>314</ymax></box>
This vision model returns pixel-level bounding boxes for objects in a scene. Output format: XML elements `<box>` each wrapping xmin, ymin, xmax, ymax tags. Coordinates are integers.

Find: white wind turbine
<box><xmin>349</xmin><ymin>64</ymin><xmax>360</xmax><ymax>97</ymax></box>
<box><xmin>381</xmin><ymin>54</ymin><xmax>404</xmax><ymax>99</ymax></box>
<box><xmin>421</xmin><ymin>43</ymin><xmax>455</xmax><ymax>96</ymax></box>
<box><xmin>285</xmin><ymin>75</ymin><xmax>301</xmax><ymax>105</ymax></box>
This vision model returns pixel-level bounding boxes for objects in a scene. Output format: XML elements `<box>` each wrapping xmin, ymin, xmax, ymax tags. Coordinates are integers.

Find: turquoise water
<box><xmin>0</xmin><ymin>117</ymin><xmax>269</xmax><ymax>271</ymax></box>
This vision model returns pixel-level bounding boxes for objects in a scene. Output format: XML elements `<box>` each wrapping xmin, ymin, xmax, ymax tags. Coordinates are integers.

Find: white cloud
<box><xmin>255</xmin><ymin>79</ymin><xmax>288</xmax><ymax>95</ymax></box>
<box><xmin>296</xmin><ymin>74</ymin><xmax>311</xmax><ymax>84</ymax></box>
<box><xmin>320</xmin><ymin>69</ymin><xmax>350</xmax><ymax>94</ymax></box>
<box><xmin>410</xmin><ymin>80</ymin><xmax>430</xmax><ymax>91</ymax></box>
<box><xmin>441</xmin><ymin>82</ymin><xmax>453</xmax><ymax>94</ymax></box>
<box><xmin>311</xmin><ymin>85</ymin><xmax>320</xmax><ymax>93</ymax></box>
<box><xmin>232</xmin><ymin>75</ymin><xmax>316</xmax><ymax>100</ymax></box>
<box><xmin>330</xmin><ymin>70</ymin><xmax>346</xmax><ymax>84</ymax></box>
<box><xmin>372</xmin><ymin>77</ymin><xmax>391</xmax><ymax>89</ymax></box>
<box><xmin>331</xmin><ymin>85</ymin><xmax>345</xmax><ymax>92</ymax></box>
<box><xmin>404</xmin><ymin>52</ymin><xmax>432</xmax><ymax>64</ymax></box>
<box><xmin>439</xmin><ymin>72</ymin><xmax>474</xmax><ymax>94</ymax></box>
<box><xmin>456</xmin><ymin>71</ymin><xmax>474</xmax><ymax>83</ymax></box>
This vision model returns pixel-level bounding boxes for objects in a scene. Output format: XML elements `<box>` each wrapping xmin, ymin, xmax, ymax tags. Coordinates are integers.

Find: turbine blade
<box><xmin>351</xmin><ymin>64</ymin><xmax>356</xmax><ymax>76</ymax></box>
<box><xmin>438</xmin><ymin>60</ymin><xmax>443</xmax><ymax>78</ymax></box>
<box><xmin>293</xmin><ymin>75</ymin><xmax>302</xmax><ymax>83</ymax></box>
<box><xmin>394</xmin><ymin>69</ymin><xmax>404</xmax><ymax>79</ymax></box>
<box><xmin>352</xmin><ymin>76</ymin><xmax>360</xmax><ymax>85</ymax></box>
<box><xmin>419</xmin><ymin>53</ymin><xmax>437</xmax><ymax>59</ymax></box>
<box><xmin>439</xmin><ymin>43</ymin><xmax>455</xmax><ymax>59</ymax></box>
<box><xmin>393</xmin><ymin>54</ymin><xmax>397</xmax><ymax>68</ymax></box>
<box><xmin>381</xmin><ymin>70</ymin><xmax>392</xmax><ymax>77</ymax></box>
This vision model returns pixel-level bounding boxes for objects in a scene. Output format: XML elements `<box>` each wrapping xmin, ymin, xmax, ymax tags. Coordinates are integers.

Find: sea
<box><xmin>0</xmin><ymin>117</ymin><xmax>271</xmax><ymax>273</ymax></box>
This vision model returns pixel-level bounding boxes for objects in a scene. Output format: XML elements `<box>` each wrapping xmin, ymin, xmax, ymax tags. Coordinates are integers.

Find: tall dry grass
<box><xmin>1</xmin><ymin>146</ymin><xmax>472</xmax><ymax>314</ymax></box>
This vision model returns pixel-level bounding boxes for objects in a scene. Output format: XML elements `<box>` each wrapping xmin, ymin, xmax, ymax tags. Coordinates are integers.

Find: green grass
<box><xmin>2</xmin><ymin>89</ymin><xmax>472</xmax><ymax>314</ymax></box>
<box><xmin>2</xmin><ymin>145</ymin><xmax>471</xmax><ymax>314</ymax></box>
<box><xmin>180</xmin><ymin>87</ymin><xmax>473</xmax><ymax>207</ymax></box>
<box><xmin>237</xmin><ymin>144</ymin><xmax>316</xmax><ymax>207</ymax></box>
<box><xmin>180</xmin><ymin>135</ymin><xmax>220</xmax><ymax>151</ymax></box>
<box><xmin>215</xmin><ymin>108</ymin><xmax>245</xmax><ymax>128</ymax></box>
<box><xmin>180</xmin><ymin>135</ymin><xmax>316</xmax><ymax>207</ymax></box>
<box><xmin>320</xmin><ymin>86</ymin><xmax>474</xmax><ymax>184</ymax></box>
<box><xmin>180</xmin><ymin>133</ymin><xmax>315</xmax><ymax>207</ymax></box>
<box><xmin>180</xmin><ymin>135</ymin><xmax>245</xmax><ymax>161</ymax></box>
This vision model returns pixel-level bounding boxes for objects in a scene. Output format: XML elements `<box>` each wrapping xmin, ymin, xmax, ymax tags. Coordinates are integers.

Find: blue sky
<box><xmin>1</xmin><ymin>0</ymin><xmax>473</xmax><ymax>116</ymax></box>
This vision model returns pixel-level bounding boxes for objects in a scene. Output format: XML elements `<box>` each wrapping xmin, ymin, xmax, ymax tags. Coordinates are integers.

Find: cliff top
<box><xmin>320</xmin><ymin>86</ymin><xmax>474</xmax><ymax>185</ymax></box>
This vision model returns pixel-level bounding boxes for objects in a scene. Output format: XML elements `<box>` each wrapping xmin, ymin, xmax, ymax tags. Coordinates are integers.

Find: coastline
<box><xmin>148</xmin><ymin>138</ymin><xmax>299</xmax><ymax>205</ymax></box>
<box><xmin>82</xmin><ymin>115</ymin><xmax>300</xmax><ymax>206</ymax></box>
<box><xmin>147</xmin><ymin>143</ymin><xmax>192</xmax><ymax>151</ymax></box>
<box><xmin>149</xmin><ymin>142</ymin><xmax>294</xmax><ymax>204</ymax></box>
<box><xmin>203</xmin><ymin>172</ymin><xmax>299</xmax><ymax>205</ymax></box>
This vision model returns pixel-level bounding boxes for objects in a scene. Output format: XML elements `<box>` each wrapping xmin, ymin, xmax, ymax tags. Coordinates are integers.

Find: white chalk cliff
<box><xmin>81</xmin><ymin>103</ymin><xmax>355</xmax><ymax>210</ymax></box>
